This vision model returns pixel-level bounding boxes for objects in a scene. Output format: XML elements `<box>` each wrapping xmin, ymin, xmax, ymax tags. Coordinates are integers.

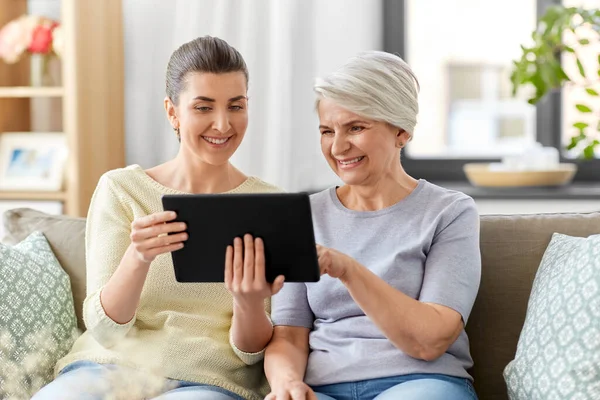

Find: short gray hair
<box><xmin>314</xmin><ymin>51</ymin><xmax>420</xmax><ymax>136</ymax></box>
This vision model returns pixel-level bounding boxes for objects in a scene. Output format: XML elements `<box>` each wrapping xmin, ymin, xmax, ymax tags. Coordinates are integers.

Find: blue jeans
<box><xmin>32</xmin><ymin>360</ymin><xmax>244</xmax><ymax>400</ymax></box>
<box><xmin>311</xmin><ymin>374</ymin><xmax>477</xmax><ymax>400</ymax></box>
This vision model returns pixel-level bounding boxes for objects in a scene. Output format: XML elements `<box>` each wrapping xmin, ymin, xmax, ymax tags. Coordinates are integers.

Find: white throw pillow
<box><xmin>504</xmin><ymin>233</ymin><xmax>600</xmax><ymax>400</ymax></box>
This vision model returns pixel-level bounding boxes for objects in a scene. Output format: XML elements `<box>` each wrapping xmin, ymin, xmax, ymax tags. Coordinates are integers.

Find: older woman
<box><xmin>264</xmin><ymin>51</ymin><xmax>481</xmax><ymax>400</ymax></box>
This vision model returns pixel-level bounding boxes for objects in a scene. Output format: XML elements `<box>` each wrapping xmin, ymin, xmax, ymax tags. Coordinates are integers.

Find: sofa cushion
<box><xmin>468</xmin><ymin>212</ymin><xmax>600</xmax><ymax>400</ymax></box>
<box><xmin>2</xmin><ymin>208</ymin><xmax>86</xmax><ymax>330</ymax></box>
<box><xmin>0</xmin><ymin>232</ymin><xmax>78</xmax><ymax>398</ymax></box>
<box><xmin>503</xmin><ymin>233</ymin><xmax>600</xmax><ymax>399</ymax></box>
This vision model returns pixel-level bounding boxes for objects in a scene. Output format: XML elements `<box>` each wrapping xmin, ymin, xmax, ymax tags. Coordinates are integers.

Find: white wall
<box><xmin>305</xmin><ymin>0</ymin><xmax>384</xmax><ymax>190</ymax></box>
<box><xmin>122</xmin><ymin>0</ymin><xmax>383</xmax><ymax>191</ymax></box>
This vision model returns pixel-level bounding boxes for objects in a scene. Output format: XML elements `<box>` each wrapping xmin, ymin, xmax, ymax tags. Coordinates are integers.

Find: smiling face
<box><xmin>318</xmin><ymin>98</ymin><xmax>407</xmax><ymax>186</ymax></box>
<box><xmin>166</xmin><ymin>71</ymin><xmax>248</xmax><ymax>166</ymax></box>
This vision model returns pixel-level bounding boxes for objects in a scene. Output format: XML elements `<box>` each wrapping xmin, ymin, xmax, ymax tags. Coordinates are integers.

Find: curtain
<box><xmin>123</xmin><ymin>0</ymin><xmax>382</xmax><ymax>191</ymax></box>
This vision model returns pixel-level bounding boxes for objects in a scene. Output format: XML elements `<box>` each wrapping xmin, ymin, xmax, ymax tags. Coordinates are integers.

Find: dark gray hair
<box><xmin>166</xmin><ymin>36</ymin><xmax>249</xmax><ymax>105</ymax></box>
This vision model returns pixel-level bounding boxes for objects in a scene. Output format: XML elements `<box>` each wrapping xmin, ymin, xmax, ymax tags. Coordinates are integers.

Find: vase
<box><xmin>30</xmin><ymin>53</ymin><xmax>55</xmax><ymax>87</ymax></box>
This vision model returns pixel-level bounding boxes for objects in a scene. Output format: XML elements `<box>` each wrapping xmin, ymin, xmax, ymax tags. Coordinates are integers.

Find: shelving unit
<box><xmin>0</xmin><ymin>87</ymin><xmax>64</xmax><ymax>98</ymax></box>
<box><xmin>0</xmin><ymin>191</ymin><xmax>67</xmax><ymax>201</ymax></box>
<box><xmin>0</xmin><ymin>0</ymin><xmax>125</xmax><ymax>217</ymax></box>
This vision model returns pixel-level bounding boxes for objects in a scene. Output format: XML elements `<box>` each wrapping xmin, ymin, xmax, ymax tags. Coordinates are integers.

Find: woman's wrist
<box><xmin>271</xmin><ymin>375</ymin><xmax>303</xmax><ymax>390</ymax></box>
<box><xmin>233</xmin><ymin>297</ymin><xmax>265</xmax><ymax>313</ymax></box>
<box><xmin>339</xmin><ymin>259</ymin><xmax>361</xmax><ymax>285</ymax></box>
<box><xmin>124</xmin><ymin>243</ymin><xmax>152</xmax><ymax>271</ymax></box>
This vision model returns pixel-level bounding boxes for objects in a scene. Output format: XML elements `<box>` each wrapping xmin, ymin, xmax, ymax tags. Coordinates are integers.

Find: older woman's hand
<box><xmin>265</xmin><ymin>380</ymin><xmax>317</xmax><ymax>400</ymax></box>
<box><xmin>316</xmin><ymin>244</ymin><xmax>359</xmax><ymax>280</ymax></box>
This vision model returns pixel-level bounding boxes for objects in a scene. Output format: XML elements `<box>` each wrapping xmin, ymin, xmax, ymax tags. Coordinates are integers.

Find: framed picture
<box><xmin>0</xmin><ymin>133</ymin><xmax>68</xmax><ymax>191</ymax></box>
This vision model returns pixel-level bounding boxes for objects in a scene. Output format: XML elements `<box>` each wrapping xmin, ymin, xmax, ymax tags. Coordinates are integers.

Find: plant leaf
<box><xmin>554</xmin><ymin>64</ymin><xmax>571</xmax><ymax>82</ymax></box>
<box><xmin>528</xmin><ymin>73</ymin><xmax>548</xmax><ymax>103</ymax></box>
<box><xmin>564</xmin><ymin>46</ymin><xmax>575</xmax><ymax>53</ymax></box>
<box><xmin>573</xmin><ymin>122</ymin><xmax>589</xmax><ymax>130</ymax></box>
<box><xmin>567</xmin><ymin>136</ymin><xmax>580</xmax><ymax>150</ymax></box>
<box><xmin>576</xmin><ymin>104</ymin><xmax>593</xmax><ymax>112</ymax></box>
<box><xmin>540</xmin><ymin>59</ymin><xmax>560</xmax><ymax>87</ymax></box>
<box><xmin>576</xmin><ymin>58</ymin><xmax>586</xmax><ymax>78</ymax></box>
<box><xmin>586</xmin><ymin>88</ymin><xmax>599</xmax><ymax>96</ymax></box>
<box><xmin>583</xmin><ymin>144</ymin><xmax>596</xmax><ymax>159</ymax></box>
<box><xmin>567</xmin><ymin>131</ymin><xmax>587</xmax><ymax>150</ymax></box>
<box><xmin>579</xmin><ymin>38</ymin><xmax>590</xmax><ymax>45</ymax></box>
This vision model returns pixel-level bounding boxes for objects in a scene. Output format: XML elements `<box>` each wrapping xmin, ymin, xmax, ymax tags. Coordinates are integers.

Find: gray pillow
<box><xmin>2</xmin><ymin>208</ymin><xmax>86</xmax><ymax>330</ymax></box>
<box><xmin>504</xmin><ymin>233</ymin><xmax>600</xmax><ymax>399</ymax></box>
<box><xmin>0</xmin><ymin>232</ymin><xmax>78</xmax><ymax>398</ymax></box>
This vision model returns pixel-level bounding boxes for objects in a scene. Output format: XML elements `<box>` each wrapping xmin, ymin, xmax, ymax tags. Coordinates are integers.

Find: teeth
<box><xmin>203</xmin><ymin>137</ymin><xmax>229</xmax><ymax>145</ymax></box>
<box><xmin>339</xmin><ymin>156</ymin><xmax>364</xmax><ymax>165</ymax></box>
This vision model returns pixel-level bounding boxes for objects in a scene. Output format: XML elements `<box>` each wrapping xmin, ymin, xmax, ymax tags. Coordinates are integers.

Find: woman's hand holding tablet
<box><xmin>225</xmin><ymin>234</ymin><xmax>285</xmax><ymax>303</ymax></box>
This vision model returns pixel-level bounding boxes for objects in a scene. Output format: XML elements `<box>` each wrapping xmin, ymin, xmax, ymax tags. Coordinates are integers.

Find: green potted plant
<box><xmin>511</xmin><ymin>5</ymin><xmax>600</xmax><ymax>159</ymax></box>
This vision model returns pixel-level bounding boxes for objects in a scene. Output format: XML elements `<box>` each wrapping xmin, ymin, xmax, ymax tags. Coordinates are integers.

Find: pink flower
<box><xmin>0</xmin><ymin>15</ymin><xmax>36</xmax><ymax>63</ymax></box>
<box><xmin>0</xmin><ymin>16</ymin><xmax>61</xmax><ymax>63</ymax></box>
<box><xmin>28</xmin><ymin>23</ymin><xmax>56</xmax><ymax>54</ymax></box>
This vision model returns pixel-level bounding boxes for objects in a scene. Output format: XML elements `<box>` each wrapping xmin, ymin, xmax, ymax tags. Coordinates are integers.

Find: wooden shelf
<box><xmin>0</xmin><ymin>87</ymin><xmax>64</xmax><ymax>98</ymax></box>
<box><xmin>0</xmin><ymin>191</ymin><xmax>66</xmax><ymax>201</ymax></box>
<box><xmin>0</xmin><ymin>0</ymin><xmax>125</xmax><ymax>216</ymax></box>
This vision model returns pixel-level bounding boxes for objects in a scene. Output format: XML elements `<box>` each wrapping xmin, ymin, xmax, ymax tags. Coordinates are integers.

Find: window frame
<box><xmin>383</xmin><ymin>0</ymin><xmax>600</xmax><ymax>182</ymax></box>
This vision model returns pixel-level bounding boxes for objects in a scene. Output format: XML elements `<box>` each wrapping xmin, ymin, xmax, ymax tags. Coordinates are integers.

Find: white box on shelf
<box><xmin>0</xmin><ymin>132</ymin><xmax>68</xmax><ymax>191</ymax></box>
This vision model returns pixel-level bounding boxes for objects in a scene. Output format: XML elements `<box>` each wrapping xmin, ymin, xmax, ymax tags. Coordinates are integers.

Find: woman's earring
<box><xmin>173</xmin><ymin>126</ymin><xmax>180</xmax><ymax>141</ymax></box>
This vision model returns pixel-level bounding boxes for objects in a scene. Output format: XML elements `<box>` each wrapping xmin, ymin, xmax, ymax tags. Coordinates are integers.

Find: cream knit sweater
<box><xmin>55</xmin><ymin>165</ymin><xmax>282</xmax><ymax>400</ymax></box>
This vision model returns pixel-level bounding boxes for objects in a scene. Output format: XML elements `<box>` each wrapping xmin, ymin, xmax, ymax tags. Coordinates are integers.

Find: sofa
<box><xmin>3</xmin><ymin>207</ymin><xmax>600</xmax><ymax>400</ymax></box>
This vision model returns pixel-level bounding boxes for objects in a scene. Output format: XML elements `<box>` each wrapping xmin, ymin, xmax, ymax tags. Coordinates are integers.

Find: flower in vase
<box><xmin>0</xmin><ymin>15</ymin><xmax>36</xmax><ymax>63</ymax></box>
<box><xmin>52</xmin><ymin>25</ymin><xmax>64</xmax><ymax>58</ymax></box>
<box><xmin>29</xmin><ymin>19</ymin><xmax>59</xmax><ymax>54</ymax></box>
<box><xmin>0</xmin><ymin>15</ymin><xmax>61</xmax><ymax>64</ymax></box>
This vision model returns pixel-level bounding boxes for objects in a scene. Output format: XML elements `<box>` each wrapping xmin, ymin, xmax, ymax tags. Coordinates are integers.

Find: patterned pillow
<box><xmin>0</xmin><ymin>231</ymin><xmax>78</xmax><ymax>398</ymax></box>
<box><xmin>504</xmin><ymin>233</ymin><xmax>600</xmax><ymax>400</ymax></box>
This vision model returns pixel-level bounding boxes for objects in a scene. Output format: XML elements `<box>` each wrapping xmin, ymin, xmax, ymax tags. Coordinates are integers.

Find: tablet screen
<box><xmin>162</xmin><ymin>192</ymin><xmax>320</xmax><ymax>283</ymax></box>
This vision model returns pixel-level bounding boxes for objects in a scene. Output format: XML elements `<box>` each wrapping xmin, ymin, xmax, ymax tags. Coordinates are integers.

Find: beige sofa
<box><xmin>3</xmin><ymin>208</ymin><xmax>600</xmax><ymax>400</ymax></box>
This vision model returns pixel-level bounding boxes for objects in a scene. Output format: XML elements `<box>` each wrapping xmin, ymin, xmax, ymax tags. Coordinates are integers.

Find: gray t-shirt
<box><xmin>271</xmin><ymin>180</ymin><xmax>481</xmax><ymax>386</ymax></box>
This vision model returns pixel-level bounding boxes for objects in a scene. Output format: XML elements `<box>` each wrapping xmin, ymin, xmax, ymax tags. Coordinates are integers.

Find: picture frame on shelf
<box><xmin>0</xmin><ymin>132</ymin><xmax>67</xmax><ymax>191</ymax></box>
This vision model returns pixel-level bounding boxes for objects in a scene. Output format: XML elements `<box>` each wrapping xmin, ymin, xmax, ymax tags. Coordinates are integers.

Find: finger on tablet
<box><xmin>271</xmin><ymin>275</ymin><xmax>285</xmax><ymax>295</ymax></box>
<box><xmin>133</xmin><ymin>211</ymin><xmax>177</xmax><ymax>229</ymax></box>
<box><xmin>233</xmin><ymin>237</ymin><xmax>244</xmax><ymax>283</ymax></box>
<box><xmin>225</xmin><ymin>245</ymin><xmax>233</xmax><ymax>290</ymax></box>
<box><xmin>243</xmin><ymin>234</ymin><xmax>255</xmax><ymax>282</ymax></box>
<box><xmin>254</xmin><ymin>237</ymin><xmax>265</xmax><ymax>281</ymax></box>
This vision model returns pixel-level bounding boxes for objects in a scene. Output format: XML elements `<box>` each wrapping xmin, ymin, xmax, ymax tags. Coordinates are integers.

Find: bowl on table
<box><xmin>463</xmin><ymin>163</ymin><xmax>577</xmax><ymax>187</ymax></box>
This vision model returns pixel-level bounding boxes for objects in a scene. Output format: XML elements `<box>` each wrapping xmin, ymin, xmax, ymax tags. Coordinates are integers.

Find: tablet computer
<box><xmin>161</xmin><ymin>192</ymin><xmax>320</xmax><ymax>283</ymax></box>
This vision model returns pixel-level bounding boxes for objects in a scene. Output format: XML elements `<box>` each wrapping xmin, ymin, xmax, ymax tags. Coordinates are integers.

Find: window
<box><xmin>446</xmin><ymin>64</ymin><xmax>536</xmax><ymax>157</ymax></box>
<box><xmin>383</xmin><ymin>0</ymin><xmax>600</xmax><ymax>181</ymax></box>
<box><xmin>561</xmin><ymin>0</ymin><xmax>600</xmax><ymax>158</ymax></box>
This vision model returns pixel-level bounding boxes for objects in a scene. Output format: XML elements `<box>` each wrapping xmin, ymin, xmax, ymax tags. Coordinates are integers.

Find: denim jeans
<box><xmin>31</xmin><ymin>360</ymin><xmax>244</xmax><ymax>400</ymax></box>
<box><xmin>311</xmin><ymin>373</ymin><xmax>478</xmax><ymax>400</ymax></box>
